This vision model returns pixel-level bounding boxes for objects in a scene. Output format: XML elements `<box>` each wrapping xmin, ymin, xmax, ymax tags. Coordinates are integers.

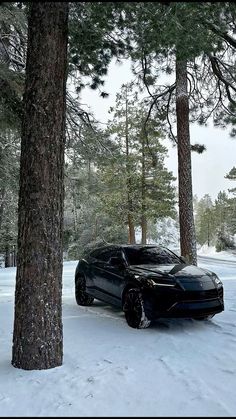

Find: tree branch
<box><xmin>209</xmin><ymin>54</ymin><xmax>236</xmax><ymax>106</ymax></box>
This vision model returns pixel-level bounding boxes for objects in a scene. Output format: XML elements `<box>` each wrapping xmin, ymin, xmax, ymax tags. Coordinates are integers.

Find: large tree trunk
<box><xmin>141</xmin><ymin>215</ymin><xmax>147</xmax><ymax>245</ymax></box>
<box><xmin>5</xmin><ymin>244</ymin><xmax>11</xmax><ymax>268</ymax></box>
<box><xmin>128</xmin><ymin>214</ymin><xmax>136</xmax><ymax>244</ymax></box>
<box><xmin>125</xmin><ymin>86</ymin><xmax>136</xmax><ymax>244</ymax></box>
<box><xmin>141</xmin><ymin>131</ymin><xmax>147</xmax><ymax>245</ymax></box>
<box><xmin>0</xmin><ymin>187</ymin><xmax>5</xmax><ymax>232</ymax></box>
<box><xmin>12</xmin><ymin>2</ymin><xmax>68</xmax><ymax>370</ymax></box>
<box><xmin>176</xmin><ymin>59</ymin><xmax>197</xmax><ymax>265</ymax></box>
<box><xmin>0</xmin><ymin>136</ymin><xmax>6</xmax><ymax>232</ymax></box>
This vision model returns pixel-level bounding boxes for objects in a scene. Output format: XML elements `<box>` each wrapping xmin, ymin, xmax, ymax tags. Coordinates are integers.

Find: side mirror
<box><xmin>109</xmin><ymin>256</ymin><xmax>124</xmax><ymax>267</ymax></box>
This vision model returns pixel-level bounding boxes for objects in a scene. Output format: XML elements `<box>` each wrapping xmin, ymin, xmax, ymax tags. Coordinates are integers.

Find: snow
<box><xmin>135</xmin><ymin>217</ymin><xmax>180</xmax><ymax>249</ymax></box>
<box><xmin>198</xmin><ymin>244</ymin><xmax>236</xmax><ymax>261</ymax></box>
<box><xmin>1</xmin><ymin>257</ymin><xmax>236</xmax><ymax>417</ymax></box>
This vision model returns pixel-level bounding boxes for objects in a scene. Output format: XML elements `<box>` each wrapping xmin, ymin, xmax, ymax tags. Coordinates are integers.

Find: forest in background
<box><xmin>1</xmin><ymin>1</ymin><xmax>236</xmax><ymax>370</ymax></box>
<box><xmin>2</xmin><ymin>115</ymin><xmax>236</xmax><ymax>267</ymax></box>
<box><xmin>1</xmin><ymin>3</ymin><xmax>236</xmax><ymax>268</ymax></box>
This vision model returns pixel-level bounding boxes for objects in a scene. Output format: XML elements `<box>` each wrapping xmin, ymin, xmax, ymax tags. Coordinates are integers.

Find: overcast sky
<box><xmin>80</xmin><ymin>59</ymin><xmax>236</xmax><ymax>201</ymax></box>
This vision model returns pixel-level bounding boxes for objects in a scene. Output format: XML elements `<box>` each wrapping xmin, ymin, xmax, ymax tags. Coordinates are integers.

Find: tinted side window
<box><xmin>90</xmin><ymin>249</ymin><xmax>104</xmax><ymax>259</ymax></box>
<box><xmin>96</xmin><ymin>250</ymin><xmax>118</xmax><ymax>262</ymax></box>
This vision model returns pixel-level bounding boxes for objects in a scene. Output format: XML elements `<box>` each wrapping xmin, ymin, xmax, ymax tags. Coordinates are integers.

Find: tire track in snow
<box><xmin>157</xmin><ymin>352</ymin><xmax>232</xmax><ymax>416</ymax></box>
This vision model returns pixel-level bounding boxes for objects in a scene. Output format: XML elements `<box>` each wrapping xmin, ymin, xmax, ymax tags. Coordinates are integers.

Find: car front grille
<box><xmin>180</xmin><ymin>288</ymin><xmax>220</xmax><ymax>301</ymax></box>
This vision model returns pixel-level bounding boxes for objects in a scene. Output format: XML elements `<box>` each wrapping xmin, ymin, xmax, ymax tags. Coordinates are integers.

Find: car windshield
<box><xmin>124</xmin><ymin>247</ymin><xmax>181</xmax><ymax>265</ymax></box>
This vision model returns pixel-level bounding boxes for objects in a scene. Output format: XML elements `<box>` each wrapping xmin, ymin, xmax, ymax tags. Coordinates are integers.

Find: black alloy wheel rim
<box><xmin>76</xmin><ymin>275</ymin><xmax>91</xmax><ymax>304</ymax></box>
<box><xmin>125</xmin><ymin>290</ymin><xmax>142</xmax><ymax>327</ymax></box>
<box><xmin>76</xmin><ymin>276</ymin><xmax>85</xmax><ymax>295</ymax></box>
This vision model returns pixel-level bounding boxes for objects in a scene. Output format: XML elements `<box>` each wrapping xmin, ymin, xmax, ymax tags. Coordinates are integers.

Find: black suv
<box><xmin>74</xmin><ymin>244</ymin><xmax>224</xmax><ymax>328</ymax></box>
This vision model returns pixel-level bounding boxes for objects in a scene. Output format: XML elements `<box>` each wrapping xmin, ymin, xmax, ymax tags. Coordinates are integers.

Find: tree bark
<box><xmin>13</xmin><ymin>245</ymin><xmax>17</xmax><ymax>267</ymax></box>
<box><xmin>141</xmin><ymin>215</ymin><xmax>147</xmax><ymax>245</ymax></box>
<box><xmin>0</xmin><ymin>187</ymin><xmax>6</xmax><ymax>232</ymax></box>
<box><xmin>0</xmin><ymin>133</ymin><xmax>6</xmax><ymax>232</ymax></box>
<box><xmin>125</xmin><ymin>86</ymin><xmax>136</xmax><ymax>244</ymax></box>
<box><xmin>12</xmin><ymin>2</ymin><xmax>68</xmax><ymax>370</ymax></box>
<box><xmin>5</xmin><ymin>244</ymin><xmax>11</xmax><ymax>268</ymax></box>
<box><xmin>128</xmin><ymin>214</ymin><xmax>136</xmax><ymax>244</ymax></box>
<box><xmin>176</xmin><ymin>59</ymin><xmax>197</xmax><ymax>265</ymax></box>
<box><xmin>141</xmin><ymin>131</ymin><xmax>147</xmax><ymax>245</ymax></box>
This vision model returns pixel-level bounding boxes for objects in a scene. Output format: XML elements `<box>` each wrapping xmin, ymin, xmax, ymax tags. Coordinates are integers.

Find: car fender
<box><xmin>121</xmin><ymin>279</ymin><xmax>145</xmax><ymax>306</ymax></box>
<box><xmin>75</xmin><ymin>259</ymin><xmax>88</xmax><ymax>279</ymax></box>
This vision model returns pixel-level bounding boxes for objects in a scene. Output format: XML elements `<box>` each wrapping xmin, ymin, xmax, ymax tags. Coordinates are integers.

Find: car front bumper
<box><xmin>143</xmin><ymin>286</ymin><xmax>224</xmax><ymax>320</ymax></box>
<box><xmin>163</xmin><ymin>297</ymin><xmax>224</xmax><ymax>318</ymax></box>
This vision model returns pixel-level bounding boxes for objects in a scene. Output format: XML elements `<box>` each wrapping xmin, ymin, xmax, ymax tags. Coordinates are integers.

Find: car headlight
<box><xmin>212</xmin><ymin>275</ymin><xmax>223</xmax><ymax>288</ymax></box>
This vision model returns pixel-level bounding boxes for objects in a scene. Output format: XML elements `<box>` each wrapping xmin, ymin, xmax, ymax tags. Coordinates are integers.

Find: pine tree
<box><xmin>0</xmin><ymin>2</ymin><xmax>26</xmax><ymax>130</ymax></box>
<box><xmin>99</xmin><ymin>84</ymin><xmax>176</xmax><ymax>243</ymax></box>
<box><xmin>176</xmin><ymin>58</ymin><xmax>197</xmax><ymax>264</ymax></box>
<box><xmin>214</xmin><ymin>191</ymin><xmax>234</xmax><ymax>251</ymax></box>
<box><xmin>0</xmin><ymin>128</ymin><xmax>20</xmax><ymax>266</ymax></box>
<box><xmin>195</xmin><ymin>195</ymin><xmax>214</xmax><ymax>246</ymax></box>
<box><xmin>115</xmin><ymin>2</ymin><xmax>236</xmax><ymax>263</ymax></box>
<box><xmin>225</xmin><ymin>167</ymin><xmax>236</xmax><ymax>196</ymax></box>
<box><xmin>12</xmin><ymin>2</ymin><xmax>69</xmax><ymax>370</ymax></box>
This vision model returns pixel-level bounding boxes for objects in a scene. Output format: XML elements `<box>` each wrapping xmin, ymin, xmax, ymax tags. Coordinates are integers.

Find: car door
<box><xmin>84</xmin><ymin>249</ymin><xmax>110</xmax><ymax>298</ymax></box>
<box><xmin>91</xmin><ymin>249</ymin><xmax>125</xmax><ymax>306</ymax></box>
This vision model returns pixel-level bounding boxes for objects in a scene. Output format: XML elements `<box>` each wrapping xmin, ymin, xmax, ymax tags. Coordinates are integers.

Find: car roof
<box><xmin>90</xmin><ymin>244</ymin><xmax>165</xmax><ymax>254</ymax></box>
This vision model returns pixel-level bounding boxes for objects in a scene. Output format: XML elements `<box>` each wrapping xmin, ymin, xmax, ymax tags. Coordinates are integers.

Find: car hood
<box><xmin>129</xmin><ymin>263</ymin><xmax>212</xmax><ymax>278</ymax></box>
<box><xmin>128</xmin><ymin>263</ymin><xmax>216</xmax><ymax>289</ymax></box>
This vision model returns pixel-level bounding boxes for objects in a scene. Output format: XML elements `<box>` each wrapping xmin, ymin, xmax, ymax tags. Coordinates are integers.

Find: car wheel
<box><xmin>75</xmin><ymin>274</ymin><xmax>94</xmax><ymax>306</ymax></box>
<box><xmin>194</xmin><ymin>314</ymin><xmax>215</xmax><ymax>321</ymax></box>
<box><xmin>123</xmin><ymin>288</ymin><xmax>151</xmax><ymax>329</ymax></box>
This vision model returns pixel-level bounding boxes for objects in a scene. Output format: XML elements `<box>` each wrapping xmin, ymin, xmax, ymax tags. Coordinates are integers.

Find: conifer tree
<box><xmin>195</xmin><ymin>195</ymin><xmax>214</xmax><ymax>246</ymax></box>
<box><xmin>12</xmin><ymin>2</ymin><xmax>69</xmax><ymax>370</ymax></box>
<box><xmin>114</xmin><ymin>1</ymin><xmax>236</xmax><ymax>263</ymax></box>
<box><xmin>99</xmin><ymin>84</ymin><xmax>176</xmax><ymax>243</ymax></box>
<box><xmin>225</xmin><ymin>167</ymin><xmax>236</xmax><ymax>196</ymax></box>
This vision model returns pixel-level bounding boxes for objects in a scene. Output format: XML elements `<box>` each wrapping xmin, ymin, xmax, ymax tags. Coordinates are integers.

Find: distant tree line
<box><xmin>194</xmin><ymin>175</ymin><xmax>236</xmax><ymax>252</ymax></box>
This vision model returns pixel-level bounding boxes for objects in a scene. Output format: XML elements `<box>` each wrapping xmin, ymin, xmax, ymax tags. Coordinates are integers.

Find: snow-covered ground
<box><xmin>198</xmin><ymin>244</ymin><xmax>236</xmax><ymax>261</ymax></box>
<box><xmin>1</xmin><ymin>254</ymin><xmax>236</xmax><ymax>417</ymax></box>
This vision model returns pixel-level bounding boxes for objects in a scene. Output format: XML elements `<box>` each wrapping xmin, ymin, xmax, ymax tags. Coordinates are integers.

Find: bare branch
<box><xmin>209</xmin><ymin>54</ymin><xmax>236</xmax><ymax>106</ymax></box>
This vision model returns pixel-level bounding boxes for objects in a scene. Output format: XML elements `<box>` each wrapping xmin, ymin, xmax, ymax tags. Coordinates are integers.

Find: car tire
<box><xmin>194</xmin><ymin>314</ymin><xmax>215</xmax><ymax>321</ymax></box>
<box><xmin>75</xmin><ymin>274</ymin><xmax>94</xmax><ymax>306</ymax></box>
<box><xmin>123</xmin><ymin>288</ymin><xmax>151</xmax><ymax>329</ymax></box>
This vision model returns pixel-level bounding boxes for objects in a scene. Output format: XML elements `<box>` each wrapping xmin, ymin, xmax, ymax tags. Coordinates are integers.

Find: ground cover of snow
<box><xmin>0</xmin><ymin>254</ymin><xmax>236</xmax><ymax>417</ymax></box>
<box><xmin>198</xmin><ymin>244</ymin><xmax>236</xmax><ymax>261</ymax></box>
